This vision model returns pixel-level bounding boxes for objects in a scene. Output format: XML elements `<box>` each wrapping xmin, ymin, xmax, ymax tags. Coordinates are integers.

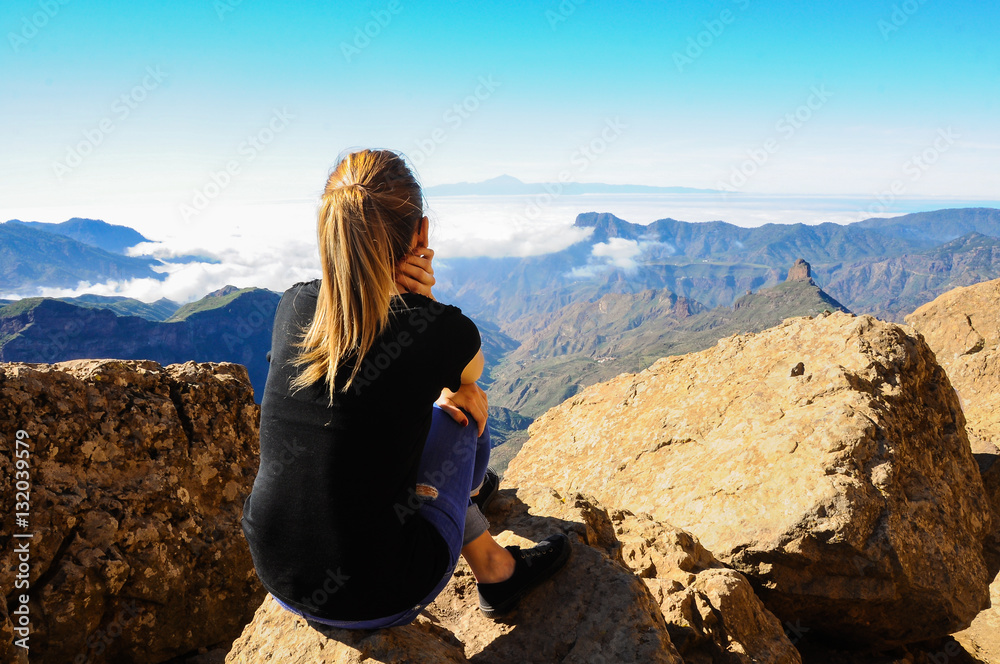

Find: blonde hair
<box><xmin>289</xmin><ymin>149</ymin><xmax>424</xmax><ymax>403</ymax></box>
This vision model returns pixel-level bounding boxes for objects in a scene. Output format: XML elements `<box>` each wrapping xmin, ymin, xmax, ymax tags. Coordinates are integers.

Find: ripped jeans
<box><xmin>272</xmin><ymin>403</ymin><xmax>491</xmax><ymax>629</ymax></box>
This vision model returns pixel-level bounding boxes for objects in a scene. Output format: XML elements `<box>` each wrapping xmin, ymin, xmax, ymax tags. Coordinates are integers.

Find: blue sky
<box><xmin>3</xmin><ymin>0</ymin><xmax>998</xmax><ymax>197</ymax></box>
<box><xmin>1</xmin><ymin>0</ymin><xmax>998</xmax><ymax>298</ymax></box>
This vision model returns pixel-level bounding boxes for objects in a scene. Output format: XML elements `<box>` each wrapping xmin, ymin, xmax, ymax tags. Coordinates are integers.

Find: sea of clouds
<box><xmin>5</xmin><ymin>193</ymin><xmax>996</xmax><ymax>305</ymax></box>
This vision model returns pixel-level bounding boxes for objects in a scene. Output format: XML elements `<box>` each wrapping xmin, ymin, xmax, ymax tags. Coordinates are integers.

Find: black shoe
<box><xmin>477</xmin><ymin>533</ymin><xmax>571</xmax><ymax>618</ymax></box>
<box><xmin>471</xmin><ymin>467</ymin><xmax>500</xmax><ymax>512</ymax></box>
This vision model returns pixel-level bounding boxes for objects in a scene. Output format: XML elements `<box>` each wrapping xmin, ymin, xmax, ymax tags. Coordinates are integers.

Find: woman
<box><xmin>240</xmin><ymin>148</ymin><xmax>570</xmax><ymax>629</ymax></box>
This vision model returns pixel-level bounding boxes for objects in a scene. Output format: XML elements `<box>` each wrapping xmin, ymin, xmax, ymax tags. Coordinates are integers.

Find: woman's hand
<box><xmin>396</xmin><ymin>245</ymin><xmax>436</xmax><ymax>300</ymax></box>
<box><xmin>436</xmin><ymin>382</ymin><xmax>488</xmax><ymax>437</ymax></box>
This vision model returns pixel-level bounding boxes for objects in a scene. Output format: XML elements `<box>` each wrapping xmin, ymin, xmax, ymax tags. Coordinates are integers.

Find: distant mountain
<box><xmin>574</xmin><ymin>211</ymin><xmax>935</xmax><ymax>264</ymax></box>
<box><xmin>816</xmin><ymin>232</ymin><xmax>1000</xmax><ymax>321</ymax></box>
<box><xmin>0</xmin><ymin>221</ymin><xmax>166</xmax><ymax>292</ymax></box>
<box><xmin>501</xmin><ymin>289</ymin><xmax>706</xmax><ymax>361</ymax></box>
<box><xmin>486</xmin><ymin>263</ymin><xmax>847</xmax><ymax>421</ymax></box>
<box><xmin>485</xmin><ymin>405</ymin><xmax>534</xmax><ymax>475</ymax></box>
<box><xmin>424</xmin><ymin>175</ymin><xmax>721</xmax><ymax>196</ymax></box>
<box><xmin>52</xmin><ymin>294</ymin><xmax>179</xmax><ymax>321</ymax></box>
<box><xmin>854</xmin><ymin>207</ymin><xmax>1000</xmax><ymax>245</ymax></box>
<box><xmin>437</xmin><ymin>208</ymin><xmax>1000</xmax><ymax>326</ymax></box>
<box><xmin>0</xmin><ymin>288</ymin><xmax>280</xmax><ymax>402</ymax></box>
<box><xmin>167</xmin><ymin>284</ymin><xmax>261</xmax><ymax>322</ymax></box>
<box><xmin>6</xmin><ymin>217</ymin><xmax>151</xmax><ymax>254</ymax></box>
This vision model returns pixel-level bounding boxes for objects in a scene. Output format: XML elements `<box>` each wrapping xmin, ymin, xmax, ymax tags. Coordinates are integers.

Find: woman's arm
<box><xmin>460</xmin><ymin>348</ymin><xmax>484</xmax><ymax>384</ymax></box>
<box><xmin>436</xmin><ymin>349</ymin><xmax>488</xmax><ymax>436</ymax></box>
<box><xmin>398</xmin><ymin>238</ymin><xmax>488</xmax><ymax>433</ymax></box>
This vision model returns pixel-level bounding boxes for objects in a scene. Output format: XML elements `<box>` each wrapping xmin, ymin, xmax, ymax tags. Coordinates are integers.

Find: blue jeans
<box><xmin>273</xmin><ymin>404</ymin><xmax>491</xmax><ymax>629</ymax></box>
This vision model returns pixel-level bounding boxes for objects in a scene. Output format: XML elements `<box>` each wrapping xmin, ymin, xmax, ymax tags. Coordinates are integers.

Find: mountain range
<box><xmin>435</xmin><ymin>207</ymin><xmax>1000</xmax><ymax>323</ymax></box>
<box><xmin>0</xmin><ymin>218</ymin><xmax>216</xmax><ymax>293</ymax></box>
<box><xmin>3</xmin><ymin>207</ymin><xmax>1000</xmax><ymax>467</ymax></box>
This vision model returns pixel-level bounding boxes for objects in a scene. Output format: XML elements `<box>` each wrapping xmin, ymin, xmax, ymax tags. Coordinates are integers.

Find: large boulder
<box><xmin>0</xmin><ymin>359</ymin><xmax>264</xmax><ymax>664</ymax></box>
<box><xmin>505</xmin><ymin>312</ymin><xmax>993</xmax><ymax>648</ymax></box>
<box><xmin>905</xmin><ymin>278</ymin><xmax>1000</xmax><ymax>452</ymax></box>
<box><xmin>906</xmin><ymin>279</ymin><xmax>1000</xmax><ymax>662</ymax></box>
<box><xmin>906</xmin><ymin>278</ymin><xmax>1000</xmax><ymax>573</ymax></box>
<box><xmin>227</xmin><ymin>486</ymin><xmax>800</xmax><ymax>663</ymax></box>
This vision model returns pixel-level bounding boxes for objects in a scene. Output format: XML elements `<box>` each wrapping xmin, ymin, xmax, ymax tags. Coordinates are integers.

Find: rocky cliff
<box><xmin>906</xmin><ymin>278</ymin><xmax>1000</xmax><ymax>660</ymax></box>
<box><xmin>0</xmin><ymin>359</ymin><xmax>264</xmax><ymax>664</ymax></box>
<box><xmin>505</xmin><ymin>311</ymin><xmax>993</xmax><ymax>648</ymax></box>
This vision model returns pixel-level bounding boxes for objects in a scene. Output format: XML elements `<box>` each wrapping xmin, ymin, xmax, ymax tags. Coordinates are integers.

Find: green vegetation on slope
<box><xmin>485</xmin><ymin>277</ymin><xmax>847</xmax><ymax>466</ymax></box>
<box><xmin>166</xmin><ymin>286</ymin><xmax>269</xmax><ymax>322</ymax></box>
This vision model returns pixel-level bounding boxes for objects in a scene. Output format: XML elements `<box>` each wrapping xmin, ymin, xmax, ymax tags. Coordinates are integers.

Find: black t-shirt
<box><xmin>240</xmin><ymin>278</ymin><xmax>482</xmax><ymax>620</ymax></box>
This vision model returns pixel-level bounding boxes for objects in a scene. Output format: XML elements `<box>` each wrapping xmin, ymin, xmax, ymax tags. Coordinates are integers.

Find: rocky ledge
<box><xmin>505</xmin><ymin>311</ymin><xmax>993</xmax><ymax>648</ymax></box>
<box><xmin>0</xmin><ymin>359</ymin><xmax>264</xmax><ymax>664</ymax></box>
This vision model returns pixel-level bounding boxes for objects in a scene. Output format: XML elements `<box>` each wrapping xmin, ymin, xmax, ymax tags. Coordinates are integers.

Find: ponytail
<box><xmin>289</xmin><ymin>149</ymin><xmax>423</xmax><ymax>403</ymax></box>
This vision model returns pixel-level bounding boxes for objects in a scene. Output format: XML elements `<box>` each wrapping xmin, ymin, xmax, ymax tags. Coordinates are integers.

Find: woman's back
<box><xmin>241</xmin><ymin>278</ymin><xmax>481</xmax><ymax>620</ymax></box>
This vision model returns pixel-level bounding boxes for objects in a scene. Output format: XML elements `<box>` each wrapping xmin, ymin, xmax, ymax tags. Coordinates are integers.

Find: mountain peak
<box><xmin>787</xmin><ymin>258</ymin><xmax>812</xmax><ymax>281</ymax></box>
<box><xmin>208</xmin><ymin>285</ymin><xmax>241</xmax><ymax>298</ymax></box>
<box><xmin>482</xmin><ymin>174</ymin><xmax>524</xmax><ymax>185</ymax></box>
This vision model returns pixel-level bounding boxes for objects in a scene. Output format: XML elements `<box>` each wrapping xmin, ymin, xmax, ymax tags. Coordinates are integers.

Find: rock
<box><xmin>795</xmin><ymin>637</ymin><xmax>983</xmax><ymax>664</ymax></box>
<box><xmin>611</xmin><ymin>510</ymin><xmax>802</xmax><ymax>663</ymax></box>
<box><xmin>0</xmin><ymin>359</ymin><xmax>264</xmax><ymax>664</ymax></box>
<box><xmin>906</xmin><ymin>278</ymin><xmax>1000</xmax><ymax>574</ymax></box>
<box><xmin>505</xmin><ymin>312</ymin><xmax>993</xmax><ymax>648</ymax></box>
<box><xmin>907</xmin><ymin>279</ymin><xmax>1000</xmax><ymax>662</ymax></box>
<box><xmin>228</xmin><ymin>486</ymin><xmax>800</xmax><ymax>663</ymax></box>
<box><xmin>226</xmin><ymin>594</ymin><xmax>473</xmax><ymax>664</ymax></box>
<box><xmin>953</xmin><ymin>573</ymin><xmax>1000</xmax><ymax>664</ymax></box>
<box><xmin>788</xmin><ymin>258</ymin><xmax>812</xmax><ymax>281</ymax></box>
<box><xmin>229</xmin><ymin>486</ymin><xmax>683</xmax><ymax>663</ymax></box>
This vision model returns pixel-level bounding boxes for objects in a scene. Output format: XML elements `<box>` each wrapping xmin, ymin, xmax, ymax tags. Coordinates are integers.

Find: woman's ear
<box><xmin>418</xmin><ymin>216</ymin><xmax>429</xmax><ymax>248</ymax></box>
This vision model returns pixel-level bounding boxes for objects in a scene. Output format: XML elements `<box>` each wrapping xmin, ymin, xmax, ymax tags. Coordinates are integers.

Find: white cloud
<box><xmin>591</xmin><ymin>238</ymin><xmax>641</xmax><ymax>269</ymax></box>
<box><xmin>567</xmin><ymin>263</ymin><xmax>613</xmax><ymax>279</ymax></box>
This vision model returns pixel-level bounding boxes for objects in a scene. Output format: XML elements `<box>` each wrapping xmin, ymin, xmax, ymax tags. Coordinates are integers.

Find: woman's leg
<box><xmin>462</xmin><ymin>530</ymin><xmax>515</xmax><ymax>583</ymax></box>
<box><xmin>415</xmin><ymin>406</ymin><xmax>515</xmax><ymax>585</ymax></box>
<box><xmin>412</xmin><ymin>405</ymin><xmax>487</xmax><ymax>562</ymax></box>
